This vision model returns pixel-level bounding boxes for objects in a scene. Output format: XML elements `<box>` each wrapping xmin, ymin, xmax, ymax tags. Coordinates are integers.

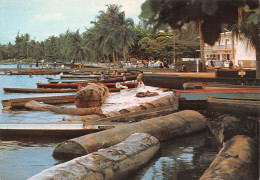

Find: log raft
<box><xmin>53</xmin><ymin>110</ymin><xmax>206</xmax><ymax>159</ymax></box>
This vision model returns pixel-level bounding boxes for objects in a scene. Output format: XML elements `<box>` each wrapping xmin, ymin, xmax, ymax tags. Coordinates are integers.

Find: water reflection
<box><xmin>130</xmin><ymin>131</ymin><xmax>218</xmax><ymax>180</ymax></box>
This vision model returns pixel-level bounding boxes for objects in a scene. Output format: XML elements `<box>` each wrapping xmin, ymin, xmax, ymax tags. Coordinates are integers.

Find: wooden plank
<box><xmin>0</xmin><ymin>122</ymin><xmax>128</xmax><ymax>137</ymax></box>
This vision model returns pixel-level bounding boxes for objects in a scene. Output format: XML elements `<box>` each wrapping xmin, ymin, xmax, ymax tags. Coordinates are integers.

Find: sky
<box><xmin>0</xmin><ymin>0</ymin><xmax>146</xmax><ymax>44</ymax></box>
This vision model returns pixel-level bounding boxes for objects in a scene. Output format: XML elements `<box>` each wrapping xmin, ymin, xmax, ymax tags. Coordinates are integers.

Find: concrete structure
<box><xmin>204</xmin><ymin>32</ymin><xmax>256</xmax><ymax>68</ymax></box>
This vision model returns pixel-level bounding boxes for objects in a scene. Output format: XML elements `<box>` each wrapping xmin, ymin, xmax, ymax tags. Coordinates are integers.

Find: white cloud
<box><xmin>34</xmin><ymin>12</ymin><xmax>66</xmax><ymax>22</ymax></box>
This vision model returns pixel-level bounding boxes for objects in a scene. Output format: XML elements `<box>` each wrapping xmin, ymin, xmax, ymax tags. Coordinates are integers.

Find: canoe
<box><xmin>37</xmin><ymin>82</ymin><xmax>137</xmax><ymax>89</ymax></box>
<box><xmin>4</xmin><ymin>87</ymin><xmax>78</xmax><ymax>93</ymax></box>
<box><xmin>3</xmin><ymin>87</ymin><xmax>120</xmax><ymax>93</ymax></box>
<box><xmin>49</xmin><ymin>79</ymin><xmax>96</xmax><ymax>84</ymax></box>
<box><xmin>60</xmin><ymin>75</ymin><xmax>101</xmax><ymax>79</ymax></box>
<box><xmin>10</xmin><ymin>71</ymin><xmax>60</xmax><ymax>75</ymax></box>
<box><xmin>142</xmin><ymin>72</ymin><xmax>260</xmax><ymax>89</ymax></box>
<box><xmin>2</xmin><ymin>95</ymin><xmax>75</xmax><ymax>110</ymax></box>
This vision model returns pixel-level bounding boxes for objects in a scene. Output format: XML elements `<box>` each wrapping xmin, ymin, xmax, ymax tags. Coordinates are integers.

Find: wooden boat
<box><xmin>142</xmin><ymin>71</ymin><xmax>260</xmax><ymax>89</ymax></box>
<box><xmin>60</xmin><ymin>75</ymin><xmax>102</xmax><ymax>79</ymax></box>
<box><xmin>48</xmin><ymin>79</ymin><xmax>96</xmax><ymax>84</ymax></box>
<box><xmin>10</xmin><ymin>71</ymin><xmax>60</xmax><ymax>75</ymax></box>
<box><xmin>0</xmin><ymin>121</ymin><xmax>128</xmax><ymax>137</ymax></box>
<box><xmin>2</xmin><ymin>95</ymin><xmax>75</xmax><ymax>110</ymax></box>
<box><xmin>3</xmin><ymin>87</ymin><xmax>120</xmax><ymax>93</ymax></box>
<box><xmin>4</xmin><ymin>87</ymin><xmax>78</xmax><ymax>93</ymax></box>
<box><xmin>37</xmin><ymin>82</ymin><xmax>137</xmax><ymax>89</ymax></box>
<box><xmin>173</xmin><ymin>88</ymin><xmax>260</xmax><ymax>110</ymax></box>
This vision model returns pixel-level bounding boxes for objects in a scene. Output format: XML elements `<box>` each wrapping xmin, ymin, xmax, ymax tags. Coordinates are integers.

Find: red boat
<box><xmin>10</xmin><ymin>71</ymin><xmax>59</xmax><ymax>75</ymax></box>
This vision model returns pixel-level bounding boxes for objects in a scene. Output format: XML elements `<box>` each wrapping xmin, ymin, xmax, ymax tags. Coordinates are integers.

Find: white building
<box><xmin>204</xmin><ymin>32</ymin><xmax>256</xmax><ymax>68</ymax></box>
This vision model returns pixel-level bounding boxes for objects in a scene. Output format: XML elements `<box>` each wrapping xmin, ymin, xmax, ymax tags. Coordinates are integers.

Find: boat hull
<box><xmin>142</xmin><ymin>74</ymin><xmax>260</xmax><ymax>89</ymax></box>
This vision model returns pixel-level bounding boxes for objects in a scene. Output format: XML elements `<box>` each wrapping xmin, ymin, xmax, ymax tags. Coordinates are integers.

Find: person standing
<box><xmin>136</xmin><ymin>72</ymin><xmax>143</xmax><ymax>87</ymax></box>
<box><xmin>19</xmin><ymin>59</ymin><xmax>22</xmax><ymax>68</ymax></box>
<box><xmin>100</xmin><ymin>72</ymin><xmax>105</xmax><ymax>80</ymax></box>
<box><xmin>17</xmin><ymin>60</ymin><xmax>20</xmax><ymax>69</ymax></box>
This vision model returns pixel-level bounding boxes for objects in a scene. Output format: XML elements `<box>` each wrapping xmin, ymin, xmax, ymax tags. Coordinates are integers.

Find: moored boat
<box><xmin>142</xmin><ymin>71</ymin><xmax>259</xmax><ymax>89</ymax></box>
<box><xmin>3</xmin><ymin>87</ymin><xmax>78</xmax><ymax>93</ymax></box>
<box><xmin>2</xmin><ymin>95</ymin><xmax>75</xmax><ymax>110</ymax></box>
<box><xmin>37</xmin><ymin>82</ymin><xmax>137</xmax><ymax>89</ymax></box>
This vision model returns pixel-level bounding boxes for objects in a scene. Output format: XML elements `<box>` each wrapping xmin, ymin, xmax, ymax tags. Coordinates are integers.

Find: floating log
<box><xmin>2</xmin><ymin>95</ymin><xmax>75</xmax><ymax>110</ymax></box>
<box><xmin>25</xmin><ymin>100</ymin><xmax>103</xmax><ymax>115</ymax></box>
<box><xmin>53</xmin><ymin>110</ymin><xmax>206</xmax><ymax>159</ymax></box>
<box><xmin>29</xmin><ymin>133</ymin><xmax>160</xmax><ymax>180</ymax></box>
<box><xmin>74</xmin><ymin>83</ymin><xmax>109</xmax><ymax>108</ymax></box>
<box><xmin>207</xmin><ymin>97</ymin><xmax>260</xmax><ymax>117</ymax></box>
<box><xmin>200</xmin><ymin>135</ymin><xmax>258</xmax><ymax>180</ymax></box>
<box><xmin>3</xmin><ymin>87</ymin><xmax>77</xmax><ymax>93</ymax></box>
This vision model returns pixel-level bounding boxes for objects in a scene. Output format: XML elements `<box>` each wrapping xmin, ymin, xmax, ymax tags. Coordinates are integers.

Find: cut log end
<box><xmin>53</xmin><ymin>141</ymin><xmax>87</xmax><ymax>160</ymax></box>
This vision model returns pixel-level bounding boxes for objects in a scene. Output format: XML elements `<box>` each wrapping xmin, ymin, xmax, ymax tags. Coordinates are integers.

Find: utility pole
<box><xmin>172</xmin><ymin>29</ymin><xmax>175</xmax><ymax>66</ymax></box>
<box><xmin>199</xmin><ymin>20</ymin><xmax>205</xmax><ymax>71</ymax></box>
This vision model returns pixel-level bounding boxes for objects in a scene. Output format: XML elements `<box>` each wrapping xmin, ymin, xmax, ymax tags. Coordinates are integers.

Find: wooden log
<box><xmin>207</xmin><ymin>97</ymin><xmax>260</xmax><ymax>117</ymax></box>
<box><xmin>25</xmin><ymin>100</ymin><xmax>102</xmax><ymax>115</ymax></box>
<box><xmin>29</xmin><ymin>133</ymin><xmax>160</xmax><ymax>180</ymax></box>
<box><xmin>74</xmin><ymin>83</ymin><xmax>109</xmax><ymax>108</ymax></box>
<box><xmin>53</xmin><ymin>110</ymin><xmax>206</xmax><ymax>159</ymax></box>
<box><xmin>200</xmin><ymin>135</ymin><xmax>258</xmax><ymax>180</ymax></box>
<box><xmin>206</xmin><ymin>114</ymin><xmax>256</xmax><ymax>146</ymax></box>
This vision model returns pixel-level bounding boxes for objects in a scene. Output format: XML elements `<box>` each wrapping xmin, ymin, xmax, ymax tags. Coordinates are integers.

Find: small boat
<box><xmin>10</xmin><ymin>71</ymin><xmax>60</xmax><ymax>75</ymax></box>
<box><xmin>60</xmin><ymin>75</ymin><xmax>101</xmax><ymax>79</ymax></box>
<box><xmin>3</xmin><ymin>87</ymin><xmax>120</xmax><ymax>93</ymax></box>
<box><xmin>2</xmin><ymin>95</ymin><xmax>75</xmax><ymax>110</ymax></box>
<box><xmin>3</xmin><ymin>87</ymin><xmax>78</xmax><ymax>93</ymax></box>
<box><xmin>37</xmin><ymin>82</ymin><xmax>137</xmax><ymax>89</ymax></box>
<box><xmin>48</xmin><ymin>79</ymin><xmax>95</xmax><ymax>84</ymax></box>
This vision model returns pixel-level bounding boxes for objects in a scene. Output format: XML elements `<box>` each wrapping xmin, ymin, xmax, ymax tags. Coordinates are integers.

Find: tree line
<box><xmin>0</xmin><ymin>4</ymin><xmax>200</xmax><ymax>64</ymax></box>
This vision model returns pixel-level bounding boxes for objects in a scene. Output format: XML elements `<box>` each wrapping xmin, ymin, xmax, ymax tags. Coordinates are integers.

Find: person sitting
<box><xmin>112</xmin><ymin>70</ymin><xmax>118</xmax><ymax>77</ymax></box>
<box><xmin>180</xmin><ymin>63</ymin><xmax>187</xmax><ymax>72</ymax></box>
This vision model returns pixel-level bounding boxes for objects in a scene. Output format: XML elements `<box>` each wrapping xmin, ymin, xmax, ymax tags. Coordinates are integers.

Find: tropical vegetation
<box><xmin>0</xmin><ymin>4</ymin><xmax>200</xmax><ymax>65</ymax></box>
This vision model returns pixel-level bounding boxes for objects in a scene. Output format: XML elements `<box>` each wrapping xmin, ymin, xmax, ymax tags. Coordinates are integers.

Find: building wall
<box><xmin>204</xmin><ymin>32</ymin><xmax>256</xmax><ymax>68</ymax></box>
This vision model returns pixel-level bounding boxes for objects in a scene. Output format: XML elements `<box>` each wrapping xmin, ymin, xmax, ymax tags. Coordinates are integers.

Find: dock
<box><xmin>0</xmin><ymin>121</ymin><xmax>128</xmax><ymax>137</ymax></box>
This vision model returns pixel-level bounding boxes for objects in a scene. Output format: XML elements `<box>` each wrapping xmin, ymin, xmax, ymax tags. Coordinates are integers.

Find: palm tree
<box><xmin>229</xmin><ymin>7</ymin><xmax>259</xmax><ymax>78</ymax></box>
<box><xmin>91</xmin><ymin>4</ymin><xmax>135</xmax><ymax>64</ymax></box>
<box><xmin>68</xmin><ymin>30</ymin><xmax>88</xmax><ymax>63</ymax></box>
